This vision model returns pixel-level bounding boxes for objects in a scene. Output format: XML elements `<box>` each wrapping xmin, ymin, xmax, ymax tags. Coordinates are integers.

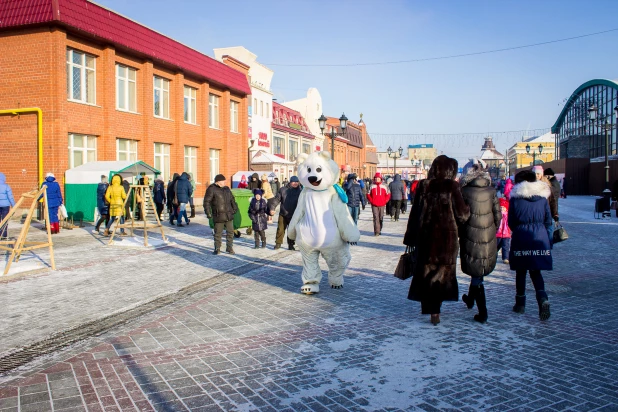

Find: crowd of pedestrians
<box><xmin>403</xmin><ymin>156</ymin><xmax>557</xmax><ymax>325</ymax></box>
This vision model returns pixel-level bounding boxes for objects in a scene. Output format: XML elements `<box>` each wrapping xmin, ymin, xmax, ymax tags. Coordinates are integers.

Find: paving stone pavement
<box><xmin>1</xmin><ymin>196</ymin><xmax>617</xmax><ymax>411</ymax></box>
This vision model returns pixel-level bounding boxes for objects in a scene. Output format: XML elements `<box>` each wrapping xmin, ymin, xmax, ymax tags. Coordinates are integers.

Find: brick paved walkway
<box><xmin>0</xmin><ymin>197</ymin><xmax>617</xmax><ymax>411</ymax></box>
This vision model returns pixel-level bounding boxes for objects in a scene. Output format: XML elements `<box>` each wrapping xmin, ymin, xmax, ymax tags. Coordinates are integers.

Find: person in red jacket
<box><xmin>366</xmin><ymin>172</ymin><xmax>391</xmax><ymax>236</ymax></box>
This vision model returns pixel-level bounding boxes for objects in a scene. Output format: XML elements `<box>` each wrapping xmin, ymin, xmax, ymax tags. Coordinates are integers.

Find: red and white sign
<box><xmin>257</xmin><ymin>132</ymin><xmax>270</xmax><ymax>148</ymax></box>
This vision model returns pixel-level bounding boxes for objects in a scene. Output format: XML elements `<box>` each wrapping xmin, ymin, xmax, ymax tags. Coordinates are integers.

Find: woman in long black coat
<box><xmin>248</xmin><ymin>189</ymin><xmax>270</xmax><ymax>249</ymax></box>
<box><xmin>458</xmin><ymin>165</ymin><xmax>501</xmax><ymax>323</ymax></box>
<box><xmin>509</xmin><ymin>170</ymin><xmax>553</xmax><ymax>321</ymax></box>
<box><xmin>404</xmin><ymin>155</ymin><xmax>471</xmax><ymax>325</ymax></box>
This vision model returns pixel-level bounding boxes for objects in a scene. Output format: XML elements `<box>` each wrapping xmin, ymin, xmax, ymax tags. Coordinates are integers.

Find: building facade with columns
<box><xmin>0</xmin><ymin>0</ymin><xmax>250</xmax><ymax>204</ymax></box>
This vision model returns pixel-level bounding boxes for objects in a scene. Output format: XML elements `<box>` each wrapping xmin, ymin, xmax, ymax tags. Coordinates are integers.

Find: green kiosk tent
<box><xmin>64</xmin><ymin>161</ymin><xmax>160</xmax><ymax>222</ymax></box>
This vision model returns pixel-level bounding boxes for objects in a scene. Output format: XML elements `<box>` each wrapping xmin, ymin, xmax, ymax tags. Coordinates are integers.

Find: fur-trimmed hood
<box><xmin>460</xmin><ymin>168</ymin><xmax>491</xmax><ymax>188</ymax></box>
<box><xmin>509</xmin><ymin>180</ymin><xmax>550</xmax><ymax>199</ymax></box>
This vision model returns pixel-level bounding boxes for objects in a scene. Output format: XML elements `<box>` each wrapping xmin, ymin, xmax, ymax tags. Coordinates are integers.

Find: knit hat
<box><xmin>374</xmin><ymin>172</ymin><xmax>382</xmax><ymax>179</ymax></box>
<box><xmin>532</xmin><ymin>165</ymin><xmax>544</xmax><ymax>174</ymax></box>
<box><xmin>214</xmin><ymin>174</ymin><xmax>226</xmax><ymax>182</ymax></box>
<box><xmin>543</xmin><ymin>168</ymin><xmax>555</xmax><ymax>176</ymax></box>
<box><xmin>499</xmin><ymin>198</ymin><xmax>509</xmax><ymax>210</ymax></box>
<box><xmin>290</xmin><ymin>176</ymin><xmax>299</xmax><ymax>183</ymax></box>
<box><xmin>253</xmin><ymin>189</ymin><xmax>264</xmax><ymax>196</ymax></box>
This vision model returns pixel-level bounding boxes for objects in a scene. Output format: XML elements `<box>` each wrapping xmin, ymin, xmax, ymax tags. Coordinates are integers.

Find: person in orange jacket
<box><xmin>366</xmin><ymin>172</ymin><xmax>390</xmax><ymax>236</ymax></box>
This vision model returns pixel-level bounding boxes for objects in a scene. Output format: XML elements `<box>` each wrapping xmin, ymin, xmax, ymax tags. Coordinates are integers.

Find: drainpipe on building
<box><xmin>0</xmin><ymin>108</ymin><xmax>44</xmax><ymax>185</ymax></box>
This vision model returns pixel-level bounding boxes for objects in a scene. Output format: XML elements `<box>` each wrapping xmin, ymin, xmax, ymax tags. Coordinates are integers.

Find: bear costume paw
<box><xmin>300</xmin><ymin>284</ymin><xmax>320</xmax><ymax>295</ymax></box>
<box><xmin>330</xmin><ymin>284</ymin><xmax>343</xmax><ymax>289</ymax></box>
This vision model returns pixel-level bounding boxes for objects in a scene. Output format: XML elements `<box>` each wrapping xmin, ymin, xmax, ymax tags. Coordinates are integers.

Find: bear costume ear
<box><xmin>296</xmin><ymin>153</ymin><xmax>309</xmax><ymax>165</ymax></box>
<box><xmin>319</xmin><ymin>151</ymin><xmax>332</xmax><ymax>160</ymax></box>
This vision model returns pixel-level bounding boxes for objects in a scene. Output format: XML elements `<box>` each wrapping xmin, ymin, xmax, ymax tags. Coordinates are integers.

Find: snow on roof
<box><xmin>523</xmin><ymin>132</ymin><xmax>555</xmax><ymax>143</ymax></box>
<box><xmin>480</xmin><ymin>149</ymin><xmax>504</xmax><ymax>160</ymax></box>
<box><xmin>251</xmin><ymin>151</ymin><xmax>295</xmax><ymax>165</ymax></box>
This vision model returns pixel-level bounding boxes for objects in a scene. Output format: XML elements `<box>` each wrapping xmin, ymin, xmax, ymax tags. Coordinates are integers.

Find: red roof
<box><xmin>272</xmin><ymin>102</ymin><xmax>314</xmax><ymax>139</ymax></box>
<box><xmin>0</xmin><ymin>0</ymin><xmax>250</xmax><ymax>95</ymax></box>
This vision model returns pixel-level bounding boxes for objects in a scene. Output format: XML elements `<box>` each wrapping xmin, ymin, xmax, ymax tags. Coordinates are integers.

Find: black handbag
<box><xmin>553</xmin><ymin>222</ymin><xmax>568</xmax><ymax>244</ymax></box>
<box><xmin>394</xmin><ymin>246</ymin><xmax>416</xmax><ymax>280</ymax></box>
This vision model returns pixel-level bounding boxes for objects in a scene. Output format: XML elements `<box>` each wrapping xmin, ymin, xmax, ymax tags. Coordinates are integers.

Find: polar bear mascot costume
<box><xmin>288</xmin><ymin>151</ymin><xmax>361</xmax><ymax>295</ymax></box>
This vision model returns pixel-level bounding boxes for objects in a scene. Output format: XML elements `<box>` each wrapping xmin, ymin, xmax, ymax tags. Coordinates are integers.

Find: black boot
<box><xmin>190</xmin><ymin>206</ymin><xmax>195</xmax><ymax>218</ymax></box>
<box><xmin>537</xmin><ymin>292</ymin><xmax>550</xmax><ymax>321</ymax></box>
<box><xmin>274</xmin><ymin>243</ymin><xmax>281</xmax><ymax>250</ymax></box>
<box><xmin>254</xmin><ymin>236</ymin><xmax>259</xmax><ymax>249</ymax></box>
<box><xmin>473</xmin><ymin>285</ymin><xmax>488</xmax><ymax>323</ymax></box>
<box><xmin>213</xmin><ymin>248</ymin><xmax>220</xmax><ymax>255</ymax></box>
<box><xmin>462</xmin><ymin>284</ymin><xmax>477</xmax><ymax>309</ymax></box>
<box><xmin>513</xmin><ymin>295</ymin><xmax>526</xmax><ymax>314</ymax></box>
<box><xmin>261</xmin><ymin>241</ymin><xmax>266</xmax><ymax>248</ymax></box>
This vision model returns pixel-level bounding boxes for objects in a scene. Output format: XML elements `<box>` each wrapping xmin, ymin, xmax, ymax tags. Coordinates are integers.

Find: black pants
<box><xmin>95</xmin><ymin>213</ymin><xmax>109</xmax><ymax>231</ymax></box>
<box><xmin>168</xmin><ymin>204</ymin><xmax>177</xmax><ymax>223</ymax></box>
<box><xmin>0</xmin><ymin>206</ymin><xmax>9</xmax><ymax>238</ymax></box>
<box><xmin>515</xmin><ymin>269</ymin><xmax>548</xmax><ymax>301</ymax></box>
<box><xmin>214</xmin><ymin>220</ymin><xmax>234</xmax><ymax>250</ymax></box>
<box><xmin>254</xmin><ymin>230</ymin><xmax>266</xmax><ymax>243</ymax></box>
<box><xmin>391</xmin><ymin>200</ymin><xmax>402</xmax><ymax>220</ymax></box>
<box><xmin>401</xmin><ymin>199</ymin><xmax>407</xmax><ymax>213</ymax></box>
<box><xmin>155</xmin><ymin>202</ymin><xmax>164</xmax><ymax>220</ymax></box>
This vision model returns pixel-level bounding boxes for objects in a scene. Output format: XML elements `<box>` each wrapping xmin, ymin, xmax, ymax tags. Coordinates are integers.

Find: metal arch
<box><xmin>551</xmin><ymin>79</ymin><xmax>618</xmax><ymax>134</ymax></box>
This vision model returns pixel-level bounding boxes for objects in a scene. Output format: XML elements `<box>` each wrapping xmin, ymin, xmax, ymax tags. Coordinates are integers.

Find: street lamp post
<box><xmin>525</xmin><ymin>143</ymin><xmax>543</xmax><ymax>166</ymax></box>
<box><xmin>318</xmin><ymin>113</ymin><xmax>348</xmax><ymax>156</ymax></box>
<box><xmin>387</xmin><ymin>146</ymin><xmax>403</xmax><ymax>176</ymax></box>
<box><xmin>588</xmin><ymin>104</ymin><xmax>617</xmax><ymax>194</ymax></box>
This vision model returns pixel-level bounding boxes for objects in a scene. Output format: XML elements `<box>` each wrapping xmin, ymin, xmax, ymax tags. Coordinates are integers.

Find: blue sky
<box><xmin>97</xmin><ymin>0</ymin><xmax>618</xmax><ymax>159</ymax></box>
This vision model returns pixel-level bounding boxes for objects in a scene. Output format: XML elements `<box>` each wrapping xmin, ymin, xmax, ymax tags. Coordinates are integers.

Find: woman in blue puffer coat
<box><xmin>41</xmin><ymin>172</ymin><xmax>64</xmax><ymax>234</ymax></box>
<box><xmin>0</xmin><ymin>172</ymin><xmax>16</xmax><ymax>239</ymax></box>
<box><xmin>508</xmin><ymin>170</ymin><xmax>553</xmax><ymax>321</ymax></box>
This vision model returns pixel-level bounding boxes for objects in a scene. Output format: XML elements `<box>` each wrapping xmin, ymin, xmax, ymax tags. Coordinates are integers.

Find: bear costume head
<box><xmin>296</xmin><ymin>151</ymin><xmax>340</xmax><ymax>191</ymax></box>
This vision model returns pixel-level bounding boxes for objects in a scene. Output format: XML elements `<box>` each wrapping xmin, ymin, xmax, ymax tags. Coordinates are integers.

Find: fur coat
<box><xmin>459</xmin><ymin>169</ymin><xmax>502</xmax><ymax>278</ymax></box>
<box><xmin>508</xmin><ymin>180</ymin><xmax>553</xmax><ymax>271</ymax></box>
<box><xmin>404</xmin><ymin>156</ymin><xmax>471</xmax><ymax>308</ymax></box>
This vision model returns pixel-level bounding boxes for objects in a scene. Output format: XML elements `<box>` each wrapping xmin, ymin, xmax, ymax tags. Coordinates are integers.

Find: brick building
<box><xmin>0</xmin><ymin>0</ymin><xmax>250</xmax><ymax>204</ymax></box>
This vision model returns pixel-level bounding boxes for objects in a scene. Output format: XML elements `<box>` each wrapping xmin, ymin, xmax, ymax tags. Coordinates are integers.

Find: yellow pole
<box><xmin>0</xmin><ymin>108</ymin><xmax>44</xmax><ymax>185</ymax></box>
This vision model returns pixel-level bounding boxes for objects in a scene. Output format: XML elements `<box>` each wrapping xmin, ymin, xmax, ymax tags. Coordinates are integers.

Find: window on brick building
<box><xmin>66</xmin><ymin>49</ymin><xmax>95</xmax><ymax>104</ymax></box>
<box><xmin>154</xmin><ymin>143</ymin><xmax>171</xmax><ymax>182</ymax></box>
<box><xmin>230</xmin><ymin>100</ymin><xmax>239</xmax><ymax>133</ymax></box>
<box><xmin>184</xmin><ymin>146</ymin><xmax>197</xmax><ymax>182</ymax></box>
<box><xmin>117</xmin><ymin>138</ymin><xmax>138</xmax><ymax>162</ymax></box>
<box><xmin>153</xmin><ymin>76</ymin><xmax>170</xmax><ymax>119</ymax></box>
<box><xmin>68</xmin><ymin>134</ymin><xmax>96</xmax><ymax>169</ymax></box>
<box><xmin>302</xmin><ymin>143</ymin><xmax>311</xmax><ymax>155</ymax></box>
<box><xmin>184</xmin><ymin>86</ymin><xmax>197</xmax><ymax>124</ymax></box>
<box><xmin>209</xmin><ymin>149</ymin><xmax>220</xmax><ymax>183</ymax></box>
<box><xmin>209</xmin><ymin>94</ymin><xmax>220</xmax><ymax>128</ymax></box>
<box><xmin>116</xmin><ymin>64</ymin><xmax>137</xmax><ymax>112</ymax></box>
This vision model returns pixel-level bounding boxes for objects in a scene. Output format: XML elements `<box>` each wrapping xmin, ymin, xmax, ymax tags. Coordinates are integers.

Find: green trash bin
<box><xmin>208</xmin><ymin>188</ymin><xmax>254</xmax><ymax>237</ymax></box>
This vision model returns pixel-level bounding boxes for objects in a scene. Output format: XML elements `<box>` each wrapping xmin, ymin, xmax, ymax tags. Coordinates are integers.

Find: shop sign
<box><xmin>289</xmin><ymin>122</ymin><xmax>301</xmax><ymax>131</ymax></box>
<box><xmin>257</xmin><ymin>131</ymin><xmax>270</xmax><ymax>148</ymax></box>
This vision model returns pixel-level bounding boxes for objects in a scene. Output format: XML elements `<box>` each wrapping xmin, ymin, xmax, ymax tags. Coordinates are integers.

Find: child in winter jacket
<box><xmin>248</xmin><ymin>189</ymin><xmax>270</xmax><ymax>249</ymax></box>
<box><xmin>496</xmin><ymin>197</ymin><xmax>512</xmax><ymax>264</ymax></box>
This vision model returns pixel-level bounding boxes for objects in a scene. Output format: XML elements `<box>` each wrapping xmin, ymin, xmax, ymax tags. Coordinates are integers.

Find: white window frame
<box><xmin>289</xmin><ymin>139</ymin><xmax>299</xmax><ymax>162</ymax></box>
<box><xmin>209</xmin><ymin>149</ymin><xmax>220</xmax><ymax>183</ymax></box>
<box><xmin>273</xmin><ymin>135</ymin><xmax>285</xmax><ymax>156</ymax></box>
<box><xmin>266</xmin><ymin>102</ymin><xmax>269</xmax><ymax>120</ymax></box>
<box><xmin>153</xmin><ymin>76</ymin><xmax>170</xmax><ymax>119</ymax></box>
<box><xmin>230</xmin><ymin>100</ymin><xmax>239</xmax><ymax>133</ymax></box>
<box><xmin>184</xmin><ymin>146</ymin><xmax>198</xmax><ymax>182</ymax></box>
<box><xmin>260</xmin><ymin>100</ymin><xmax>264</xmax><ymax>117</ymax></box>
<box><xmin>116</xmin><ymin>138</ymin><xmax>138</xmax><ymax>162</ymax></box>
<box><xmin>68</xmin><ymin>134</ymin><xmax>97</xmax><ymax>169</ymax></box>
<box><xmin>254</xmin><ymin>98</ymin><xmax>258</xmax><ymax>116</ymax></box>
<box><xmin>154</xmin><ymin>143</ymin><xmax>171</xmax><ymax>182</ymax></box>
<box><xmin>209</xmin><ymin>94</ymin><xmax>220</xmax><ymax>129</ymax></box>
<box><xmin>66</xmin><ymin>49</ymin><xmax>96</xmax><ymax>105</ymax></box>
<box><xmin>116</xmin><ymin>64</ymin><xmax>137</xmax><ymax>113</ymax></box>
<box><xmin>184</xmin><ymin>86</ymin><xmax>197</xmax><ymax>124</ymax></box>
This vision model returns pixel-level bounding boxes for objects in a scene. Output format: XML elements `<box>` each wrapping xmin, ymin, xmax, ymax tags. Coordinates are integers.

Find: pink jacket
<box><xmin>496</xmin><ymin>211</ymin><xmax>511</xmax><ymax>238</ymax></box>
<box><xmin>504</xmin><ymin>179</ymin><xmax>513</xmax><ymax>199</ymax></box>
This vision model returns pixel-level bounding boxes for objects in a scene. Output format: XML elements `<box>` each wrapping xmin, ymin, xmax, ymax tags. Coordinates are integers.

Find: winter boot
<box><xmin>254</xmin><ymin>235</ymin><xmax>260</xmax><ymax>249</ymax></box>
<box><xmin>261</xmin><ymin>241</ymin><xmax>266</xmax><ymax>248</ymax></box>
<box><xmin>473</xmin><ymin>285</ymin><xmax>488</xmax><ymax>324</ymax></box>
<box><xmin>226</xmin><ymin>246</ymin><xmax>235</xmax><ymax>255</ymax></box>
<box><xmin>537</xmin><ymin>292</ymin><xmax>550</xmax><ymax>321</ymax></box>
<box><xmin>274</xmin><ymin>243</ymin><xmax>281</xmax><ymax>250</ymax></box>
<box><xmin>190</xmin><ymin>206</ymin><xmax>196</xmax><ymax>218</ymax></box>
<box><xmin>462</xmin><ymin>284</ymin><xmax>477</xmax><ymax>309</ymax></box>
<box><xmin>513</xmin><ymin>295</ymin><xmax>526</xmax><ymax>314</ymax></box>
<box><xmin>213</xmin><ymin>248</ymin><xmax>220</xmax><ymax>255</ymax></box>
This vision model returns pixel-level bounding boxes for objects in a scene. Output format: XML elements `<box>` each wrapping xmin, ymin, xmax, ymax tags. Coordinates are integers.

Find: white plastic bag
<box><xmin>59</xmin><ymin>204</ymin><xmax>68</xmax><ymax>219</ymax></box>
